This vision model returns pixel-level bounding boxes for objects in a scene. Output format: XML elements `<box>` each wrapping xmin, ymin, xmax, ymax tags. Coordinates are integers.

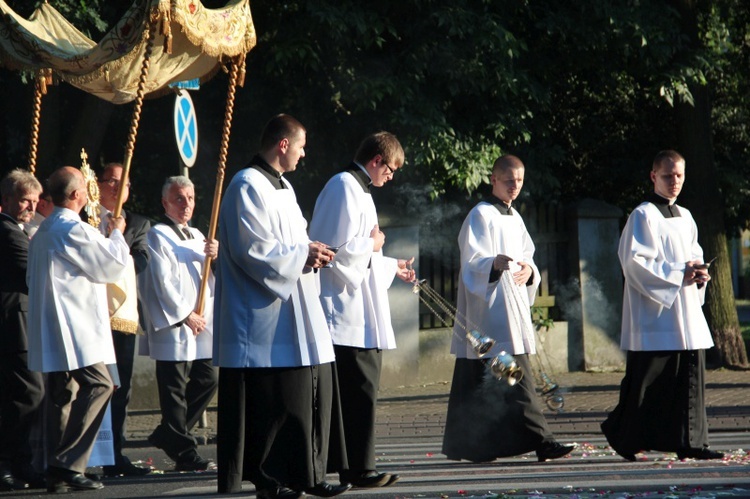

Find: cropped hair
<box><xmin>162</xmin><ymin>175</ymin><xmax>194</xmax><ymax>199</ymax></box>
<box><xmin>99</xmin><ymin>162</ymin><xmax>123</xmax><ymax>179</ymax></box>
<box><xmin>47</xmin><ymin>167</ymin><xmax>83</xmax><ymax>205</ymax></box>
<box><xmin>652</xmin><ymin>150</ymin><xmax>685</xmax><ymax>171</ymax></box>
<box><xmin>492</xmin><ymin>154</ymin><xmax>525</xmax><ymax>173</ymax></box>
<box><xmin>354</xmin><ymin>131</ymin><xmax>404</xmax><ymax>167</ymax></box>
<box><xmin>260</xmin><ymin>114</ymin><xmax>306</xmax><ymax>151</ymax></box>
<box><xmin>0</xmin><ymin>168</ymin><xmax>42</xmax><ymax>201</ymax></box>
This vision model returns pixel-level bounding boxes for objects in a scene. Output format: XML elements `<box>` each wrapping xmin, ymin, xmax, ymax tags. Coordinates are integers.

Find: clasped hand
<box><xmin>493</xmin><ymin>254</ymin><xmax>532</xmax><ymax>285</ymax></box>
<box><xmin>185</xmin><ymin>311</ymin><xmax>207</xmax><ymax>336</ymax></box>
<box><xmin>307</xmin><ymin>242</ymin><xmax>336</xmax><ymax>269</ymax></box>
<box><xmin>684</xmin><ymin>259</ymin><xmax>711</xmax><ymax>286</ymax></box>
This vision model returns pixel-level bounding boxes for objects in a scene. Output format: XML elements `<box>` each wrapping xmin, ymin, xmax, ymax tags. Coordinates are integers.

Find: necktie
<box><xmin>182</xmin><ymin>228</ymin><xmax>193</xmax><ymax>240</ymax></box>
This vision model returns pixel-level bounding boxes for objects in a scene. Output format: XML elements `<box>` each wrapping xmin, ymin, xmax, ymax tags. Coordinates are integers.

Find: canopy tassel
<box><xmin>237</xmin><ymin>53</ymin><xmax>247</xmax><ymax>87</ymax></box>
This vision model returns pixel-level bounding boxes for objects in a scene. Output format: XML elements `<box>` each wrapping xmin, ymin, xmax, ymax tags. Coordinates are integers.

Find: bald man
<box><xmin>26</xmin><ymin>167</ymin><xmax>130</xmax><ymax>492</ymax></box>
<box><xmin>442</xmin><ymin>155</ymin><xmax>574</xmax><ymax>464</ymax></box>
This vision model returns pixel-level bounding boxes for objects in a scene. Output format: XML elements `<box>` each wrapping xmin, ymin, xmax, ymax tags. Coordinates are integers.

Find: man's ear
<box><xmin>367</xmin><ymin>154</ymin><xmax>382</xmax><ymax>170</ymax></box>
<box><xmin>278</xmin><ymin>137</ymin><xmax>289</xmax><ymax>153</ymax></box>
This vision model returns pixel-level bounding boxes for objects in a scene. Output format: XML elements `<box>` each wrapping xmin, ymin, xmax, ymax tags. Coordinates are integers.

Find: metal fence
<box><xmin>418</xmin><ymin>201</ymin><xmax>570</xmax><ymax>329</ymax></box>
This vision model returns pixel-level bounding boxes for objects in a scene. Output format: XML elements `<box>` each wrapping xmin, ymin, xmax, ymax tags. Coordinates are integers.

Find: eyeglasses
<box><xmin>383</xmin><ymin>162</ymin><xmax>397</xmax><ymax>175</ymax></box>
<box><xmin>101</xmin><ymin>178</ymin><xmax>131</xmax><ymax>188</ymax></box>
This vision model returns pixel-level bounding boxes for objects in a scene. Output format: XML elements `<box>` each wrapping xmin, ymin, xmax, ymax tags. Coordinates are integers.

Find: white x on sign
<box><xmin>174</xmin><ymin>90</ymin><xmax>198</xmax><ymax>167</ymax></box>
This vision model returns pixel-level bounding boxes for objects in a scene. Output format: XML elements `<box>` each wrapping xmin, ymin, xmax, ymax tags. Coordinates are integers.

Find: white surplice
<box><xmin>213</xmin><ymin>168</ymin><xmax>335</xmax><ymax>368</ymax></box>
<box><xmin>618</xmin><ymin>202</ymin><xmax>713</xmax><ymax>351</ymax></box>
<box><xmin>451</xmin><ymin>202</ymin><xmax>540</xmax><ymax>358</ymax></box>
<box><xmin>26</xmin><ymin>207</ymin><xmax>129</xmax><ymax>372</ymax></box>
<box><xmin>138</xmin><ymin>224</ymin><xmax>214</xmax><ymax>361</ymax></box>
<box><xmin>309</xmin><ymin>170</ymin><xmax>399</xmax><ymax>349</ymax></box>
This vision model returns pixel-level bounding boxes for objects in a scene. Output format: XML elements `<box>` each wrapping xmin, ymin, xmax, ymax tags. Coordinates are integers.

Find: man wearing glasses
<box><xmin>309</xmin><ymin>131</ymin><xmax>415</xmax><ymax>488</ymax></box>
<box><xmin>95</xmin><ymin>163</ymin><xmax>152</xmax><ymax>477</ymax></box>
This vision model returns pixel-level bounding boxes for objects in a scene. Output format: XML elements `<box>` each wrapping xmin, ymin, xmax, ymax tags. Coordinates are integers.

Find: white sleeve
<box><xmin>618</xmin><ymin>208</ymin><xmax>684</xmax><ymax>308</ymax></box>
<box><xmin>223</xmin><ymin>178</ymin><xmax>309</xmax><ymax>301</ymax></box>
<box><xmin>309</xmin><ymin>176</ymin><xmax>373</xmax><ymax>290</ymax></box>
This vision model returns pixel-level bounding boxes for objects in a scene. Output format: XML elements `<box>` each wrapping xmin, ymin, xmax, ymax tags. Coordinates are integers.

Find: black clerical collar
<box><xmin>647</xmin><ymin>192</ymin><xmax>681</xmax><ymax>218</ymax></box>
<box><xmin>344</xmin><ymin>163</ymin><xmax>371</xmax><ymax>193</ymax></box>
<box><xmin>490</xmin><ymin>198</ymin><xmax>513</xmax><ymax>216</ymax></box>
<box><xmin>160</xmin><ymin>215</ymin><xmax>193</xmax><ymax>240</ymax></box>
<box><xmin>248</xmin><ymin>154</ymin><xmax>286</xmax><ymax>190</ymax></box>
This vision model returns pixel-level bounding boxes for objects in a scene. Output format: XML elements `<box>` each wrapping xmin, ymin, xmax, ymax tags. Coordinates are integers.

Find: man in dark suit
<box><xmin>96</xmin><ymin>163</ymin><xmax>152</xmax><ymax>477</ymax></box>
<box><xmin>0</xmin><ymin>169</ymin><xmax>45</xmax><ymax>491</ymax></box>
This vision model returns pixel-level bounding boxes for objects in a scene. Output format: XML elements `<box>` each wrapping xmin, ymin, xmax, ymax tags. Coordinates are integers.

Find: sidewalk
<box><xmin>122</xmin><ymin>369</ymin><xmax>750</xmax><ymax>449</ymax></box>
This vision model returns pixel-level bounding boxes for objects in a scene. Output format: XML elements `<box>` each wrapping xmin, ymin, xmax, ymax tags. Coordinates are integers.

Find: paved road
<box><xmin>4</xmin><ymin>370</ymin><xmax>749</xmax><ymax>498</ymax></box>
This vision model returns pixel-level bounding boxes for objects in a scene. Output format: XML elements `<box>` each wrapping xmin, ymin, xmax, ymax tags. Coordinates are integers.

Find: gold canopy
<box><xmin>0</xmin><ymin>0</ymin><xmax>256</xmax><ymax>104</ymax></box>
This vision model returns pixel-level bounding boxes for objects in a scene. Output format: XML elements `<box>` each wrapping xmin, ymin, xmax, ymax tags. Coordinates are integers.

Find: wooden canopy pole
<box><xmin>113</xmin><ymin>13</ymin><xmax>156</xmax><ymax>219</ymax></box>
<box><xmin>27</xmin><ymin>69</ymin><xmax>51</xmax><ymax>175</ymax></box>
<box><xmin>195</xmin><ymin>55</ymin><xmax>244</xmax><ymax>315</ymax></box>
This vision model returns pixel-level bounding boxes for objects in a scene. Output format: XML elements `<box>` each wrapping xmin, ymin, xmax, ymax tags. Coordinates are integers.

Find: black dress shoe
<box><xmin>174</xmin><ymin>453</ymin><xmax>214</xmax><ymax>472</ymax></box>
<box><xmin>340</xmin><ymin>471</ymin><xmax>390</xmax><ymax>488</ymax></box>
<box><xmin>147</xmin><ymin>430</ymin><xmax>181</xmax><ymax>461</ymax></box>
<box><xmin>615</xmin><ymin>450</ymin><xmax>637</xmax><ymax>462</ymax></box>
<box><xmin>256</xmin><ymin>485</ymin><xmax>305</xmax><ymax>499</ymax></box>
<box><xmin>46</xmin><ymin>467</ymin><xmax>103</xmax><ymax>493</ymax></box>
<box><xmin>0</xmin><ymin>462</ymin><xmax>27</xmax><ymax>491</ymax></box>
<box><xmin>607</xmin><ymin>445</ymin><xmax>637</xmax><ymax>462</ymax></box>
<box><xmin>102</xmin><ymin>461</ymin><xmax>152</xmax><ymax>477</ymax></box>
<box><xmin>383</xmin><ymin>473</ymin><xmax>400</xmax><ymax>487</ymax></box>
<box><xmin>13</xmin><ymin>465</ymin><xmax>46</xmax><ymax>489</ymax></box>
<box><xmin>677</xmin><ymin>447</ymin><xmax>725</xmax><ymax>460</ymax></box>
<box><xmin>305</xmin><ymin>481</ymin><xmax>352</xmax><ymax>497</ymax></box>
<box><xmin>536</xmin><ymin>441</ymin><xmax>575</xmax><ymax>462</ymax></box>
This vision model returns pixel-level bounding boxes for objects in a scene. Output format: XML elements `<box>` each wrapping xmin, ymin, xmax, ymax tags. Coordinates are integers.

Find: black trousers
<box><xmin>152</xmin><ymin>358</ymin><xmax>218</xmax><ymax>460</ymax></box>
<box><xmin>0</xmin><ymin>351</ymin><xmax>44</xmax><ymax>469</ymax></box>
<box><xmin>442</xmin><ymin>355</ymin><xmax>554</xmax><ymax>461</ymax></box>
<box><xmin>216</xmin><ymin>363</ymin><xmax>345</xmax><ymax>494</ymax></box>
<box><xmin>333</xmin><ymin>345</ymin><xmax>381</xmax><ymax>473</ymax></box>
<box><xmin>110</xmin><ymin>331</ymin><xmax>136</xmax><ymax>464</ymax></box>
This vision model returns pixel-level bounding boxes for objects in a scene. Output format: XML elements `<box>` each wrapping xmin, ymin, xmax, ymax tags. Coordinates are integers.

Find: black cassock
<box><xmin>442</xmin><ymin>354</ymin><xmax>554</xmax><ymax>461</ymax></box>
<box><xmin>601</xmin><ymin>349</ymin><xmax>708</xmax><ymax>455</ymax></box>
<box><xmin>216</xmin><ymin>363</ymin><xmax>348</xmax><ymax>493</ymax></box>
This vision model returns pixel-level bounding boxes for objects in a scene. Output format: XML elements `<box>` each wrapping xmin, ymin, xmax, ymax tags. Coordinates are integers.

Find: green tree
<box><xmin>1</xmin><ymin>0</ymin><xmax>748</xmax><ymax>366</ymax></box>
<box><xmin>666</xmin><ymin>0</ymin><xmax>749</xmax><ymax>367</ymax></box>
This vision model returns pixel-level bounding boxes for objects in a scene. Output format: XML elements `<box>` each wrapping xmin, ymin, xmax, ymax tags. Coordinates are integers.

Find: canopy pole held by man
<box><xmin>195</xmin><ymin>54</ymin><xmax>245</xmax><ymax>316</ymax></box>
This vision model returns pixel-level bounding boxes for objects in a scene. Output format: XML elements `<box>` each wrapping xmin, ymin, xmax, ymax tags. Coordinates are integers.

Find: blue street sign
<box><xmin>174</xmin><ymin>91</ymin><xmax>198</xmax><ymax>167</ymax></box>
<box><xmin>169</xmin><ymin>78</ymin><xmax>200</xmax><ymax>90</ymax></box>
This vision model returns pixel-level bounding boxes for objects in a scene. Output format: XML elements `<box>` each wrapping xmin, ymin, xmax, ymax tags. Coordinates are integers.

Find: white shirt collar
<box><xmin>353</xmin><ymin>161</ymin><xmax>372</xmax><ymax>183</ymax></box>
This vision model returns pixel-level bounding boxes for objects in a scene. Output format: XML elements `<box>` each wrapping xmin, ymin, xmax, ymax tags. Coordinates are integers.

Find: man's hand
<box><xmin>513</xmin><ymin>261</ymin><xmax>533</xmax><ymax>286</ymax></box>
<box><xmin>493</xmin><ymin>254</ymin><xmax>513</xmax><ymax>272</ymax></box>
<box><xmin>370</xmin><ymin>225</ymin><xmax>385</xmax><ymax>252</ymax></box>
<box><xmin>108</xmin><ymin>215</ymin><xmax>126</xmax><ymax>235</ymax></box>
<box><xmin>684</xmin><ymin>260</ymin><xmax>711</xmax><ymax>286</ymax></box>
<box><xmin>204</xmin><ymin>238</ymin><xmax>219</xmax><ymax>259</ymax></box>
<box><xmin>307</xmin><ymin>242</ymin><xmax>336</xmax><ymax>269</ymax></box>
<box><xmin>396</xmin><ymin>257</ymin><xmax>416</xmax><ymax>282</ymax></box>
<box><xmin>185</xmin><ymin>311</ymin><xmax>207</xmax><ymax>336</ymax></box>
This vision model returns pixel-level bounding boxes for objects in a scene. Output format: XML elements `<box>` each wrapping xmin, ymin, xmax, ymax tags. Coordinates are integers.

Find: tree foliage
<box><xmin>1</xmin><ymin>0</ymin><xmax>748</xmax><ymax>364</ymax></box>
